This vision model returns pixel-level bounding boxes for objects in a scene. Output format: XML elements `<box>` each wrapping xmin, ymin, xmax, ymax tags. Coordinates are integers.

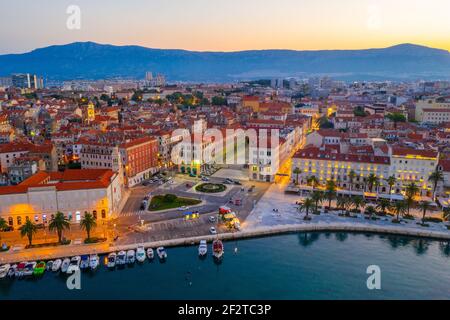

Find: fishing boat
<box><xmin>213</xmin><ymin>239</ymin><xmax>224</xmax><ymax>260</ymax></box>
<box><xmin>33</xmin><ymin>262</ymin><xmax>46</xmax><ymax>276</ymax></box>
<box><xmin>7</xmin><ymin>264</ymin><xmax>17</xmax><ymax>278</ymax></box>
<box><xmin>146</xmin><ymin>248</ymin><xmax>154</xmax><ymax>260</ymax></box>
<box><xmin>89</xmin><ymin>254</ymin><xmax>99</xmax><ymax>271</ymax></box>
<box><xmin>52</xmin><ymin>259</ymin><xmax>62</xmax><ymax>272</ymax></box>
<box><xmin>15</xmin><ymin>262</ymin><xmax>27</xmax><ymax>278</ymax></box>
<box><xmin>61</xmin><ymin>258</ymin><xmax>70</xmax><ymax>273</ymax></box>
<box><xmin>23</xmin><ymin>262</ymin><xmax>37</xmax><ymax>277</ymax></box>
<box><xmin>126</xmin><ymin>249</ymin><xmax>136</xmax><ymax>264</ymax></box>
<box><xmin>136</xmin><ymin>246</ymin><xmax>146</xmax><ymax>263</ymax></box>
<box><xmin>0</xmin><ymin>264</ymin><xmax>10</xmax><ymax>279</ymax></box>
<box><xmin>107</xmin><ymin>252</ymin><xmax>117</xmax><ymax>268</ymax></box>
<box><xmin>198</xmin><ymin>240</ymin><xmax>208</xmax><ymax>257</ymax></box>
<box><xmin>117</xmin><ymin>251</ymin><xmax>127</xmax><ymax>266</ymax></box>
<box><xmin>80</xmin><ymin>255</ymin><xmax>90</xmax><ymax>270</ymax></box>
<box><xmin>46</xmin><ymin>261</ymin><xmax>53</xmax><ymax>271</ymax></box>
<box><xmin>156</xmin><ymin>247</ymin><xmax>167</xmax><ymax>260</ymax></box>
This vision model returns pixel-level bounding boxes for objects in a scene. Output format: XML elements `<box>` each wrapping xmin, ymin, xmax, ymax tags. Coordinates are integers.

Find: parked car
<box><xmin>208</xmin><ymin>216</ymin><xmax>216</xmax><ymax>223</ymax></box>
<box><xmin>233</xmin><ymin>180</ymin><xmax>242</xmax><ymax>185</ymax></box>
<box><xmin>201</xmin><ymin>176</ymin><xmax>209</xmax><ymax>182</ymax></box>
<box><xmin>209</xmin><ymin>227</ymin><xmax>217</xmax><ymax>234</ymax></box>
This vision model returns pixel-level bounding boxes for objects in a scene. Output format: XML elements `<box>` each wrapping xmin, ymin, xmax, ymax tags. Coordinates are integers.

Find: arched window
<box><xmin>93</xmin><ymin>210</ymin><xmax>97</xmax><ymax>219</ymax></box>
<box><xmin>101</xmin><ymin>209</ymin><xmax>106</xmax><ymax>219</ymax></box>
<box><xmin>8</xmin><ymin>217</ymin><xmax>13</xmax><ymax>226</ymax></box>
<box><xmin>17</xmin><ymin>216</ymin><xmax>22</xmax><ymax>225</ymax></box>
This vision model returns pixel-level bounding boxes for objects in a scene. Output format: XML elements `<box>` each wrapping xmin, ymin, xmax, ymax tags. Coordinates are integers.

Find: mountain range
<box><xmin>0</xmin><ymin>42</ymin><xmax>449</xmax><ymax>82</ymax></box>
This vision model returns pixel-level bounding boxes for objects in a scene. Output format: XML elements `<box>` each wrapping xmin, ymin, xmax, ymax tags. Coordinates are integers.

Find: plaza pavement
<box><xmin>245</xmin><ymin>183</ymin><xmax>450</xmax><ymax>235</ymax></box>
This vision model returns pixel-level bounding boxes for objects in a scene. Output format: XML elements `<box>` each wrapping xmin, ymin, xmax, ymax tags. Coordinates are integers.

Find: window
<box><xmin>101</xmin><ymin>210</ymin><xmax>106</xmax><ymax>219</ymax></box>
<box><xmin>76</xmin><ymin>211</ymin><xmax>81</xmax><ymax>222</ymax></box>
<box><xmin>8</xmin><ymin>217</ymin><xmax>13</xmax><ymax>226</ymax></box>
<box><xmin>17</xmin><ymin>216</ymin><xmax>22</xmax><ymax>225</ymax></box>
<box><xmin>93</xmin><ymin>210</ymin><xmax>97</xmax><ymax>219</ymax></box>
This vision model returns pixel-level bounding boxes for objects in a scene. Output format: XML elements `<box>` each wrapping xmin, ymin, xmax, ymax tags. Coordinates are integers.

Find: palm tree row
<box><xmin>17</xmin><ymin>211</ymin><xmax>97</xmax><ymax>247</ymax></box>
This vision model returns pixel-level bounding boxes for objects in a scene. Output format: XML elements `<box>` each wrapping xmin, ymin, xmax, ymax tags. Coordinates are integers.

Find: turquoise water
<box><xmin>1</xmin><ymin>232</ymin><xmax>450</xmax><ymax>300</ymax></box>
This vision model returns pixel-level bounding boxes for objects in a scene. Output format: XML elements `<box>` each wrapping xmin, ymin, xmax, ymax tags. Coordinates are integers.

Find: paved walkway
<box><xmin>245</xmin><ymin>183</ymin><xmax>450</xmax><ymax>234</ymax></box>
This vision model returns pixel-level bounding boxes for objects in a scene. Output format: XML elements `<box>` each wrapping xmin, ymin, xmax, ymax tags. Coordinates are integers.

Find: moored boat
<box><xmin>136</xmin><ymin>246</ymin><xmax>146</xmax><ymax>263</ymax></box>
<box><xmin>117</xmin><ymin>251</ymin><xmax>126</xmax><ymax>266</ymax></box>
<box><xmin>89</xmin><ymin>254</ymin><xmax>99</xmax><ymax>270</ymax></box>
<box><xmin>213</xmin><ymin>239</ymin><xmax>224</xmax><ymax>260</ymax></box>
<box><xmin>198</xmin><ymin>240</ymin><xmax>208</xmax><ymax>257</ymax></box>
<box><xmin>146</xmin><ymin>248</ymin><xmax>154</xmax><ymax>260</ymax></box>
<box><xmin>33</xmin><ymin>261</ymin><xmax>46</xmax><ymax>276</ymax></box>
<box><xmin>127</xmin><ymin>250</ymin><xmax>135</xmax><ymax>264</ymax></box>
<box><xmin>7</xmin><ymin>264</ymin><xmax>16</xmax><ymax>278</ymax></box>
<box><xmin>0</xmin><ymin>264</ymin><xmax>10</xmax><ymax>279</ymax></box>
<box><xmin>61</xmin><ymin>258</ymin><xmax>70</xmax><ymax>273</ymax></box>
<box><xmin>107</xmin><ymin>252</ymin><xmax>117</xmax><ymax>269</ymax></box>
<box><xmin>156</xmin><ymin>247</ymin><xmax>167</xmax><ymax>260</ymax></box>
<box><xmin>52</xmin><ymin>259</ymin><xmax>62</xmax><ymax>272</ymax></box>
<box><xmin>46</xmin><ymin>261</ymin><xmax>53</xmax><ymax>271</ymax></box>
<box><xmin>15</xmin><ymin>262</ymin><xmax>27</xmax><ymax>278</ymax></box>
<box><xmin>23</xmin><ymin>262</ymin><xmax>37</xmax><ymax>277</ymax></box>
<box><xmin>80</xmin><ymin>255</ymin><xmax>90</xmax><ymax>270</ymax></box>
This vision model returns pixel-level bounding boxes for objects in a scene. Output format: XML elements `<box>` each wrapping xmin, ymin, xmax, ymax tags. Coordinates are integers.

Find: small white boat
<box><xmin>127</xmin><ymin>249</ymin><xmax>135</xmax><ymax>264</ymax></box>
<box><xmin>117</xmin><ymin>251</ymin><xmax>127</xmax><ymax>265</ymax></box>
<box><xmin>198</xmin><ymin>240</ymin><xmax>208</xmax><ymax>257</ymax></box>
<box><xmin>156</xmin><ymin>247</ymin><xmax>167</xmax><ymax>260</ymax></box>
<box><xmin>23</xmin><ymin>262</ymin><xmax>37</xmax><ymax>277</ymax></box>
<box><xmin>46</xmin><ymin>261</ymin><xmax>53</xmax><ymax>271</ymax></box>
<box><xmin>89</xmin><ymin>254</ymin><xmax>99</xmax><ymax>270</ymax></box>
<box><xmin>147</xmin><ymin>248</ymin><xmax>154</xmax><ymax>260</ymax></box>
<box><xmin>0</xmin><ymin>264</ymin><xmax>10</xmax><ymax>279</ymax></box>
<box><xmin>80</xmin><ymin>255</ymin><xmax>90</xmax><ymax>270</ymax></box>
<box><xmin>52</xmin><ymin>259</ymin><xmax>62</xmax><ymax>272</ymax></box>
<box><xmin>107</xmin><ymin>252</ymin><xmax>117</xmax><ymax>268</ymax></box>
<box><xmin>136</xmin><ymin>246</ymin><xmax>146</xmax><ymax>263</ymax></box>
<box><xmin>61</xmin><ymin>258</ymin><xmax>71</xmax><ymax>273</ymax></box>
<box><xmin>7</xmin><ymin>264</ymin><xmax>17</xmax><ymax>278</ymax></box>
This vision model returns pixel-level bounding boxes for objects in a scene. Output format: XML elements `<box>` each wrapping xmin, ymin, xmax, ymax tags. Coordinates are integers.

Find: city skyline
<box><xmin>1</xmin><ymin>0</ymin><xmax>449</xmax><ymax>54</ymax></box>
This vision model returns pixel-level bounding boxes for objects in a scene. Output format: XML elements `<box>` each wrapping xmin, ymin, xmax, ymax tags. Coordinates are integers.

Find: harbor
<box><xmin>1</xmin><ymin>231</ymin><xmax>450</xmax><ymax>300</ymax></box>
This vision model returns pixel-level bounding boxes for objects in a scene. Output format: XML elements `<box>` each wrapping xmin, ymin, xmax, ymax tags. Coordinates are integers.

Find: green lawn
<box><xmin>149</xmin><ymin>194</ymin><xmax>201</xmax><ymax>211</ymax></box>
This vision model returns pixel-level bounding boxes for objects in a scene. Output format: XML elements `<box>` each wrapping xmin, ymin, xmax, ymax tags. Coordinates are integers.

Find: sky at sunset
<box><xmin>0</xmin><ymin>0</ymin><xmax>449</xmax><ymax>54</ymax></box>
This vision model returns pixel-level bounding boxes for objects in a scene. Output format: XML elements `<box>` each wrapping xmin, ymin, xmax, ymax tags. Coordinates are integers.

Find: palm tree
<box><xmin>299</xmin><ymin>198</ymin><xmax>314</xmax><ymax>219</ymax></box>
<box><xmin>311</xmin><ymin>191</ymin><xmax>324</xmax><ymax>213</ymax></box>
<box><xmin>428</xmin><ymin>169</ymin><xmax>444</xmax><ymax>200</ymax></box>
<box><xmin>324</xmin><ymin>180</ymin><xmax>337</xmax><ymax>209</ymax></box>
<box><xmin>386</xmin><ymin>175</ymin><xmax>396</xmax><ymax>197</ymax></box>
<box><xmin>418</xmin><ymin>201</ymin><xmax>431</xmax><ymax>225</ymax></box>
<box><xmin>405</xmin><ymin>182</ymin><xmax>420</xmax><ymax>216</ymax></box>
<box><xmin>348</xmin><ymin>170</ymin><xmax>356</xmax><ymax>191</ymax></box>
<box><xmin>49</xmin><ymin>211</ymin><xmax>70</xmax><ymax>243</ymax></box>
<box><xmin>365</xmin><ymin>206</ymin><xmax>377</xmax><ymax>220</ymax></box>
<box><xmin>80</xmin><ymin>213</ymin><xmax>97</xmax><ymax>240</ymax></box>
<box><xmin>344</xmin><ymin>197</ymin><xmax>354</xmax><ymax>215</ymax></box>
<box><xmin>307</xmin><ymin>176</ymin><xmax>319</xmax><ymax>190</ymax></box>
<box><xmin>352</xmin><ymin>196</ymin><xmax>365</xmax><ymax>213</ymax></box>
<box><xmin>293</xmin><ymin>168</ymin><xmax>301</xmax><ymax>185</ymax></box>
<box><xmin>367</xmin><ymin>174</ymin><xmax>379</xmax><ymax>193</ymax></box>
<box><xmin>20</xmin><ymin>220</ymin><xmax>38</xmax><ymax>246</ymax></box>
<box><xmin>336</xmin><ymin>196</ymin><xmax>347</xmax><ymax>215</ymax></box>
<box><xmin>391</xmin><ymin>201</ymin><xmax>407</xmax><ymax>222</ymax></box>
<box><xmin>376</xmin><ymin>198</ymin><xmax>391</xmax><ymax>216</ymax></box>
